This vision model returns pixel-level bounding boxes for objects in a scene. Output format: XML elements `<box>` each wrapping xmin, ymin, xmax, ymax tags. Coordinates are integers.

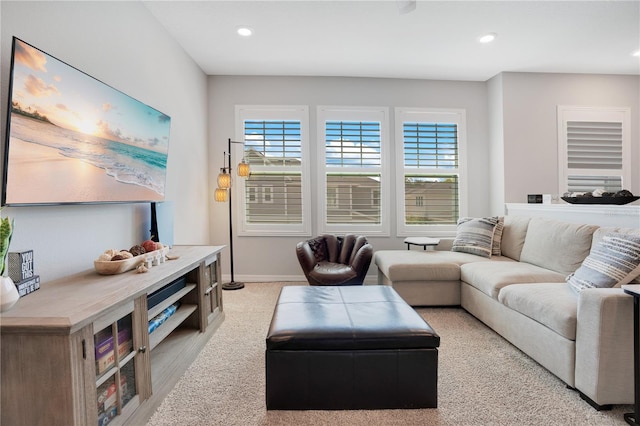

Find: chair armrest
<box><xmin>575</xmin><ymin>288</ymin><xmax>634</xmax><ymax>405</ymax></box>
<box><xmin>296</xmin><ymin>241</ymin><xmax>317</xmax><ymax>274</ymax></box>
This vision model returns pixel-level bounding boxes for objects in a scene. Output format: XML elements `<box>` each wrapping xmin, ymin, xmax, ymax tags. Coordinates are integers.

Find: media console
<box><xmin>0</xmin><ymin>245</ymin><xmax>224</xmax><ymax>426</ymax></box>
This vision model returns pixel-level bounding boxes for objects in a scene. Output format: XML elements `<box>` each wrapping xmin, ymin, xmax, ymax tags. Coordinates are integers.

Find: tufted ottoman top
<box><xmin>266</xmin><ymin>285</ymin><xmax>440</xmax><ymax>351</ymax></box>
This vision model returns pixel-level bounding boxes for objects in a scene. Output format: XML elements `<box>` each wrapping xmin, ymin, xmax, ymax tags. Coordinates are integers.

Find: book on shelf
<box><xmin>95</xmin><ymin>328</ymin><xmax>133</xmax><ymax>375</ymax></box>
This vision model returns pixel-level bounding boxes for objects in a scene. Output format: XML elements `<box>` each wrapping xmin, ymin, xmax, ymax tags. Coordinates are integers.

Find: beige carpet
<box><xmin>147</xmin><ymin>282</ymin><xmax>632</xmax><ymax>425</ymax></box>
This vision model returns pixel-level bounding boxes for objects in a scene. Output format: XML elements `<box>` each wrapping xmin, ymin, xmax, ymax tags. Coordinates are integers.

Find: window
<box><xmin>557</xmin><ymin>106</ymin><xmax>631</xmax><ymax>194</ymax></box>
<box><xmin>247</xmin><ymin>187</ymin><xmax>257</xmax><ymax>203</ymax></box>
<box><xmin>317</xmin><ymin>107</ymin><xmax>390</xmax><ymax>235</ymax></box>
<box><xmin>395</xmin><ymin>108</ymin><xmax>467</xmax><ymax>236</ymax></box>
<box><xmin>235</xmin><ymin>106</ymin><xmax>310</xmax><ymax>236</ymax></box>
<box><xmin>262</xmin><ymin>186</ymin><xmax>273</xmax><ymax>203</ymax></box>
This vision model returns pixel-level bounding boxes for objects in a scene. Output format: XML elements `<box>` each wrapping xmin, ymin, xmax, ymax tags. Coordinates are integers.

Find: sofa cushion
<box><xmin>519</xmin><ymin>218</ymin><xmax>598</xmax><ymax>276</ymax></box>
<box><xmin>500</xmin><ymin>216</ymin><xmax>531</xmax><ymax>261</ymax></box>
<box><xmin>461</xmin><ymin>260</ymin><xmax>565</xmax><ymax>299</ymax></box>
<box><xmin>498</xmin><ymin>283</ymin><xmax>577</xmax><ymax>340</ymax></box>
<box><xmin>374</xmin><ymin>250</ymin><xmax>489</xmax><ymax>282</ymax></box>
<box><xmin>593</xmin><ymin>227</ymin><xmax>640</xmax><ymax>285</ymax></box>
<box><xmin>452</xmin><ymin>217</ymin><xmax>500</xmax><ymax>258</ymax></box>
<box><xmin>567</xmin><ymin>232</ymin><xmax>640</xmax><ymax>293</ymax></box>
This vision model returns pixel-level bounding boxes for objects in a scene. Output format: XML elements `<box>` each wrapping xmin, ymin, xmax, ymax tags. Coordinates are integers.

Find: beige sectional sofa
<box><xmin>374</xmin><ymin>216</ymin><xmax>639</xmax><ymax>409</ymax></box>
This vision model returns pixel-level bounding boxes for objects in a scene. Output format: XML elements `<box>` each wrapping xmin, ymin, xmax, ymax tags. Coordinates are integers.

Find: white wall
<box><xmin>208</xmin><ymin>76</ymin><xmax>489</xmax><ymax>282</ymax></box>
<box><xmin>1</xmin><ymin>1</ymin><xmax>211</xmax><ymax>281</ymax></box>
<box><xmin>500</xmin><ymin>72</ymin><xmax>640</xmax><ymax>203</ymax></box>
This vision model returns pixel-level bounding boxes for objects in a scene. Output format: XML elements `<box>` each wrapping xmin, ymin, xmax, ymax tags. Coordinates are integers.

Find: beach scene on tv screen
<box><xmin>4</xmin><ymin>39</ymin><xmax>171</xmax><ymax>205</ymax></box>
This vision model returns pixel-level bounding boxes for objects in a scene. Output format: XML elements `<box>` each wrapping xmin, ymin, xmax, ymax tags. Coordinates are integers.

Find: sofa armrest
<box><xmin>575</xmin><ymin>288</ymin><xmax>634</xmax><ymax>406</ymax></box>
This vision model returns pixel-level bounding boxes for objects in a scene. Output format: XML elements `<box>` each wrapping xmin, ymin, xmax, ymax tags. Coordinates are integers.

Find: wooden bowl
<box><xmin>94</xmin><ymin>247</ymin><xmax>169</xmax><ymax>275</ymax></box>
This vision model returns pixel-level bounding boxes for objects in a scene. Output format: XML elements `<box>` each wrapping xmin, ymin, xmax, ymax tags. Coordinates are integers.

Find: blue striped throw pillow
<box><xmin>567</xmin><ymin>232</ymin><xmax>640</xmax><ymax>293</ymax></box>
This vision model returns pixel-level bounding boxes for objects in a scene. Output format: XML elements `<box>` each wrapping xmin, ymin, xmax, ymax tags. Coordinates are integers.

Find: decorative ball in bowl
<box><xmin>94</xmin><ymin>241</ymin><xmax>168</xmax><ymax>275</ymax></box>
<box><xmin>561</xmin><ymin>189</ymin><xmax>638</xmax><ymax>205</ymax></box>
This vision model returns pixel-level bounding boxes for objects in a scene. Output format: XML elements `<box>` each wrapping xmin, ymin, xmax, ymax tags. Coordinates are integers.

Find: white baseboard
<box><xmin>222</xmin><ymin>273</ymin><xmax>378</xmax><ymax>284</ymax></box>
<box><xmin>221</xmin><ymin>274</ymin><xmax>305</xmax><ymax>283</ymax></box>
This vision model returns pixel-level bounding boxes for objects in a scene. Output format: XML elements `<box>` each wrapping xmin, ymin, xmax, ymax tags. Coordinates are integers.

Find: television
<box><xmin>2</xmin><ymin>37</ymin><xmax>171</xmax><ymax>206</ymax></box>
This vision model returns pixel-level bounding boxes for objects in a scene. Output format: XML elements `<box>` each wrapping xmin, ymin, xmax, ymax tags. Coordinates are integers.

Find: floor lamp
<box><xmin>215</xmin><ymin>138</ymin><xmax>250</xmax><ymax>290</ymax></box>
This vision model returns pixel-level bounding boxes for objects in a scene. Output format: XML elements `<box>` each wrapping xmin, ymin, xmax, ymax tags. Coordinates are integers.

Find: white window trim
<box><xmin>317</xmin><ymin>106</ymin><xmax>390</xmax><ymax>236</ymax></box>
<box><xmin>557</xmin><ymin>105</ymin><xmax>631</xmax><ymax>195</ymax></box>
<box><xmin>235</xmin><ymin>105</ymin><xmax>311</xmax><ymax>236</ymax></box>
<box><xmin>394</xmin><ymin>107</ymin><xmax>468</xmax><ymax>237</ymax></box>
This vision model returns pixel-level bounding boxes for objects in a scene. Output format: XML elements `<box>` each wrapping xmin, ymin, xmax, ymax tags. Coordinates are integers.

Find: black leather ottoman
<box><xmin>265</xmin><ymin>285</ymin><xmax>440</xmax><ymax>410</ymax></box>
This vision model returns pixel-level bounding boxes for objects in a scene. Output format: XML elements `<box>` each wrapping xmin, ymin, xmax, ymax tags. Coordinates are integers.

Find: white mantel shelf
<box><xmin>506</xmin><ymin>203</ymin><xmax>640</xmax><ymax>229</ymax></box>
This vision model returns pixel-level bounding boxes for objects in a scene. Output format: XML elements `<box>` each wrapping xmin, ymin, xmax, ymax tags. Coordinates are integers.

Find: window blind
<box><xmin>326</xmin><ymin>173</ymin><xmax>381</xmax><ymax>224</ymax></box>
<box><xmin>244</xmin><ymin>120</ymin><xmax>302</xmax><ymax>167</ymax></box>
<box><xmin>404</xmin><ymin>175</ymin><xmax>459</xmax><ymax>224</ymax></box>
<box><xmin>324</xmin><ymin>120</ymin><xmax>383</xmax><ymax>226</ymax></box>
<box><xmin>403</xmin><ymin>122</ymin><xmax>458</xmax><ymax>168</ymax></box>
<box><xmin>567</xmin><ymin>121</ymin><xmax>622</xmax><ymax>170</ymax></box>
<box><xmin>325</xmin><ymin>121</ymin><xmax>381</xmax><ymax>167</ymax></box>
<box><xmin>243</xmin><ymin>120</ymin><xmax>303</xmax><ymax>225</ymax></box>
<box><xmin>402</xmin><ymin>122</ymin><xmax>459</xmax><ymax>225</ymax></box>
<box><xmin>244</xmin><ymin>172</ymin><xmax>302</xmax><ymax>224</ymax></box>
<box><xmin>567</xmin><ymin>175</ymin><xmax>622</xmax><ymax>193</ymax></box>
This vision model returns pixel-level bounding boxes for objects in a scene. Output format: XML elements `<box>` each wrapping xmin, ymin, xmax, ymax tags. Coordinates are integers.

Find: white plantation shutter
<box><xmin>403</xmin><ymin>122</ymin><xmax>459</xmax><ymax>225</ymax></box>
<box><xmin>395</xmin><ymin>108</ymin><xmax>467</xmax><ymax>236</ymax></box>
<box><xmin>235</xmin><ymin>106</ymin><xmax>310</xmax><ymax>236</ymax></box>
<box><xmin>558</xmin><ymin>107</ymin><xmax>630</xmax><ymax>194</ymax></box>
<box><xmin>317</xmin><ymin>107</ymin><xmax>390</xmax><ymax>235</ymax></box>
<box><xmin>567</xmin><ymin>121</ymin><xmax>622</xmax><ymax>170</ymax></box>
<box><xmin>325</xmin><ymin>121</ymin><xmax>381</xmax><ymax>224</ymax></box>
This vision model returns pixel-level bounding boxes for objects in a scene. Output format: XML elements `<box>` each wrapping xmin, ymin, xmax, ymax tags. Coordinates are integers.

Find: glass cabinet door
<box><xmin>94</xmin><ymin>307</ymin><xmax>139</xmax><ymax>426</ymax></box>
<box><xmin>203</xmin><ymin>255</ymin><xmax>222</xmax><ymax>324</ymax></box>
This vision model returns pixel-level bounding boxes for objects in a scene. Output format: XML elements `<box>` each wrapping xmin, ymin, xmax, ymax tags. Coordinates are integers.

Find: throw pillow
<box><xmin>308</xmin><ymin>236</ymin><xmax>327</xmax><ymax>263</ymax></box>
<box><xmin>592</xmin><ymin>227</ymin><xmax>640</xmax><ymax>285</ymax></box>
<box><xmin>567</xmin><ymin>232</ymin><xmax>640</xmax><ymax>293</ymax></box>
<box><xmin>451</xmin><ymin>217</ymin><xmax>500</xmax><ymax>258</ymax></box>
<box><xmin>492</xmin><ymin>216</ymin><xmax>505</xmax><ymax>256</ymax></box>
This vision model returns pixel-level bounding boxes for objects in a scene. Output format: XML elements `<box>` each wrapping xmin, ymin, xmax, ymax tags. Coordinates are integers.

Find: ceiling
<box><xmin>143</xmin><ymin>0</ymin><xmax>640</xmax><ymax>82</ymax></box>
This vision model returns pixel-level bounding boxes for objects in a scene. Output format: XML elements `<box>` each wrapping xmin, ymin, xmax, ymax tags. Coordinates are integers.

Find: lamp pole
<box><xmin>222</xmin><ymin>138</ymin><xmax>245</xmax><ymax>290</ymax></box>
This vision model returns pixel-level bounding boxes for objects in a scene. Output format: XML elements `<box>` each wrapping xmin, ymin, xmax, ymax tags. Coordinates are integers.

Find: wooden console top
<box><xmin>0</xmin><ymin>245</ymin><xmax>224</xmax><ymax>334</ymax></box>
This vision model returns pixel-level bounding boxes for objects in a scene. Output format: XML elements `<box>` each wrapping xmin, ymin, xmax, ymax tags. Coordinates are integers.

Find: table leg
<box><xmin>625</xmin><ymin>296</ymin><xmax>640</xmax><ymax>426</ymax></box>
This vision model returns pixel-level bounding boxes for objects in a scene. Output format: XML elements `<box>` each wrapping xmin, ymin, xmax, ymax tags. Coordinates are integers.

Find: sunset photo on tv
<box><xmin>3</xmin><ymin>38</ymin><xmax>171</xmax><ymax>205</ymax></box>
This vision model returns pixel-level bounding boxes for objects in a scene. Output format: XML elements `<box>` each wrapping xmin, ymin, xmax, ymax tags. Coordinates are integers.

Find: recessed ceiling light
<box><xmin>236</xmin><ymin>26</ymin><xmax>253</xmax><ymax>37</ymax></box>
<box><xmin>478</xmin><ymin>33</ymin><xmax>497</xmax><ymax>44</ymax></box>
<box><xmin>633</xmin><ymin>50</ymin><xmax>640</xmax><ymax>57</ymax></box>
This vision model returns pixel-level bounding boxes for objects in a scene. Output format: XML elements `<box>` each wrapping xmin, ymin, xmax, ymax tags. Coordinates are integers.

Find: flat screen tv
<box><xmin>2</xmin><ymin>37</ymin><xmax>171</xmax><ymax>206</ymax></box>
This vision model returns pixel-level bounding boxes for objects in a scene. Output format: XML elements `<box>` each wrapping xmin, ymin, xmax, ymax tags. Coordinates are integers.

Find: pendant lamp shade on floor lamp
<box><xmin>215</xmin><ymin>138</ymin><xmax>250</xmax><ymax>290</ymax></box>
